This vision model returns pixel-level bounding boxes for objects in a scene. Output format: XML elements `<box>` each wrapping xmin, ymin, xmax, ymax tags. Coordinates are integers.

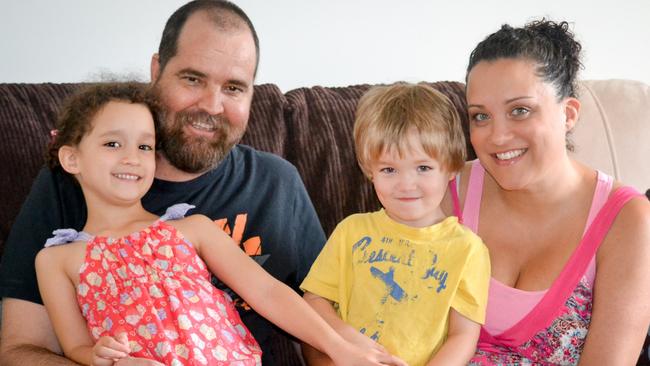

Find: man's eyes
<box><xmin>225</xmin><ymin>85</ymin><xmax>246</xmax><ymax>94</ymax></box>
<box><xmin>181</xmin><ymin>75</ymin><xmax>202</xmax><ymax>85</ymax></box>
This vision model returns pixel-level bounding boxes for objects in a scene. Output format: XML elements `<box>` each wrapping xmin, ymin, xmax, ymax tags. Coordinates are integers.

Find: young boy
<box><xmin>301</xmin><ymin>82</ymin><xmax>491</xmax><ymax>366</ymax></box>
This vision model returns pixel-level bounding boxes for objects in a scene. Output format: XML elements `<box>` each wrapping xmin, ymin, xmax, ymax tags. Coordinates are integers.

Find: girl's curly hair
<box><xmin>46</xmin><ymin>82</ymin><xmax>160</xmax><ymax>169</ymax></box>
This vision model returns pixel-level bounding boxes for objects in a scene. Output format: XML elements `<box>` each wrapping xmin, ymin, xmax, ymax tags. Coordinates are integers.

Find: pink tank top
<box><xmin>461</xmin><ymin>160</ymin><xmax>612</xmax><ymax>334</ymax></box>
<box><xmin>456</xmin><ymin>160</ymin><xmax>641</xmax><ymax>364</ymax></box>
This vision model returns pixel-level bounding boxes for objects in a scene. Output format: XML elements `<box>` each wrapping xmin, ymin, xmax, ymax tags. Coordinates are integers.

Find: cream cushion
<box><xmin>572</xmin><ymin>79</ymin><xmax>650</xmax><ymax>192</ymax></box>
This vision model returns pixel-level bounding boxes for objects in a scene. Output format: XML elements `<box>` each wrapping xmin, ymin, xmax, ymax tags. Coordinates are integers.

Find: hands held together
<box><xmin>92</xmin><ymin>333</ymin><xmax>163</xmax><ymax>366</ymax></box>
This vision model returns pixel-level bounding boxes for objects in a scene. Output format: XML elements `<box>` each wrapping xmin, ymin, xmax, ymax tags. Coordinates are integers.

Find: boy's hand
<box><xmin>92</xmin><ymin>333</ymin><xmax>131</xmax><ymax>366</ymax></box>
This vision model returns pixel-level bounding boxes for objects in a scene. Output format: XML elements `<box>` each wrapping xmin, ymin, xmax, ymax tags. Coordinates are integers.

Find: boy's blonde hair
<box><xmin>353</xmin><ymin>82</ymin><xmax>466</xmax><ymax>178</ymax></box>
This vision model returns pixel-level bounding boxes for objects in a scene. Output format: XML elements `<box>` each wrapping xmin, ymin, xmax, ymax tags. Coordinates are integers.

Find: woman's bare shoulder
<box><xmin>599</xmin><ymin>187</ymin><xmax>650</xmax><ymax>259</ymax></box>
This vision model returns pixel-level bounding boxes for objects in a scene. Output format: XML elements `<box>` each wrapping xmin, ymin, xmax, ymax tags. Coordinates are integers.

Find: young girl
<box><xmin>35</xmin><ymin>83</ymin><xmax>407</xmax><ymax>366</ymax></box>
<box><xmin>301</xmin><ymin>83</ymin><xmax>491</xmax><ymax>366</ymax></box>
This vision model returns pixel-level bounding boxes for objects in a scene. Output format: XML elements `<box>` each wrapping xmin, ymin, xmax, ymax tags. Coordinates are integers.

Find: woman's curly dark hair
<box><xmin>467</xmin><ymin>19</ymin><xmax>583</xmax><ymax>100</ymax></box>
<box><xmin>46</xmin><ymin>82</ymin><xmax>160</xmax><ymax>170</ymax></box>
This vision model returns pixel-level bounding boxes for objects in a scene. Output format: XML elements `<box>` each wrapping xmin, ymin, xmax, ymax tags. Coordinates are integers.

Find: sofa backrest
<box><xmin>278</xmin><ymin>82</ymin><xmax>470</xmax><ymax>237</ymax></box>
<box><xmin>1</xmin><ymin>79</ymin><xmax>648</xmax><ymax>259</ymax></box>
<box><xmin>0</xmin><ymin>81</ymin><xmax>468</xmax><ymax>258</ymax></box>
<box><xmin>571</xmin><ymin>79</ymin><xmax>650</xmax><ymax>192</ymax></box>
<box><xmin>0</xmin><ymin>83</ymin><xmax>80</xmax><ymax>258</ymax></box>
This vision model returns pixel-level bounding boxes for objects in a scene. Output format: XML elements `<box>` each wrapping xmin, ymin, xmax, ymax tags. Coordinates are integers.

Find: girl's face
<box><xmin>63</xmin><ymin>101</ymin><xmax>156</xmax><ymax>206</ymax></box>
<box><xmin>369</xmin><ymin>130</ymin><xmax>452</xmax><ymax>228</ymax></box>
<box><xmin>466</xmin><ymin>58</ymin><xmax>578</xmax><ymax>191</ymax></box>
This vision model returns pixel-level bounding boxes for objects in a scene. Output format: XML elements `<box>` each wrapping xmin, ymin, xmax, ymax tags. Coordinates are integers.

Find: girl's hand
<box><xmin>339</xmin><ymin>327</ymin><xmax>386</xmax><ymax>354</ymax></box>
<box><xmin>331</xmin><ymin>341</ymin><xmax>409</xmax><ymax>366</ymax></box>
<box><xmin>92</xmin><ymin>333</ymin><xmax>131</xmax><ymax>366</ymax></box>
<box><xmin>114</xmin><ymin>357</ymin><xmax>165</xmax><ymax>366</ymax></box>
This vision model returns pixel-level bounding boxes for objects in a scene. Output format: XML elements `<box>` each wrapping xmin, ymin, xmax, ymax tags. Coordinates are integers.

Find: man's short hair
<box><xmin>354</xmin><ymin>82</ymin><xmax>466</xmax><ymax>178</ymax></box>
<box><xmin>157</xmin><ymin>0</ymin><xmax>260</xmax><ymax>76</ymax></box>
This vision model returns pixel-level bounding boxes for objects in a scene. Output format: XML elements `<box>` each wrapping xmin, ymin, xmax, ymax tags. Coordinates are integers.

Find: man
<box><xmin>0</xmin><ymin>1</ymin><xmax>326</xmax><ymax>365</ymax></box>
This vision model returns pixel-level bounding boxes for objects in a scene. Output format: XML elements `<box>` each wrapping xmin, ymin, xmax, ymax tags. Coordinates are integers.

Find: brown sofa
<box><xmin>0</xmin><ymin>79</ymin><xmax>648</xmax><ymax>364</ymax></box>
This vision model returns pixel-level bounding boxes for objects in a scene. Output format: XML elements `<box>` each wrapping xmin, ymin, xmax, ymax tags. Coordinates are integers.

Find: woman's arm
<box><xmin>35</xmin><ymin>247</ymin><xmax>129</xmax><ymax>366</ymax></box>
<box><xmin>426</xmin><ymin>308</ymin><xmax>480</xmax><ymax>366</ymax></box>
<box><xmin>579</xmin><ymin>196</ymin><xmax>650</xmax><ymax>365</ymax></box>
<box><xmin>184</xmin><ymin>215</ymin><xmax>407</xmax><ymax>366</ymax></box>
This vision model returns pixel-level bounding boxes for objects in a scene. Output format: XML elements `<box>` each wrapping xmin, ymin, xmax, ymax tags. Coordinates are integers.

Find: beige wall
<box><xmin>1</xmin><ymin>0</ymin><xmax>649</xmax><ymax>91</ymax></box>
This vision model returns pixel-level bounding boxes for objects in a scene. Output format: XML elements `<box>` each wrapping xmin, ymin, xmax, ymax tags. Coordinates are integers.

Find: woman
<box><xmin>445</xmin><ymin>19</ymin><xmax>650</xmax><ymax>364</ymax></box>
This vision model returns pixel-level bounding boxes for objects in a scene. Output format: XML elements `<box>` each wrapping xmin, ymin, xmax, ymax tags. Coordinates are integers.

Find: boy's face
<box><xmin>369</xmin><ymin>131</ymin><xmax>453</xmax><ymax>228</ymax></box>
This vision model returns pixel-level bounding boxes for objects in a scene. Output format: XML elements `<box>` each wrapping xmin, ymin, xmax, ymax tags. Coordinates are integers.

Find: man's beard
<box><xmin>157</xmin><ymin>109</ymin><xmax>242</xmax><ymax>174</ymax></box>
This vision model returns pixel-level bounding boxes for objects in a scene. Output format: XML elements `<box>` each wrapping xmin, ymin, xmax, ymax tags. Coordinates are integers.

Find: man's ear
<box><xmin>150</xmin><ymin>53</ymin><xmax>161</xmax><ymax>85</ymax></box>
<box><xmin>564</xmin><ymin>97</ymin><xmax>581</xmax><ymax>132</ymax></box>
<box><xmin>58</xmin><ymin>146</ymin><xmax>80</xmax><ymax>175</ymax></box>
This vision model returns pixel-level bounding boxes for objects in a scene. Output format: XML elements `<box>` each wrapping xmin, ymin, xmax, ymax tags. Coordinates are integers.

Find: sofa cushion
<box><xmin>240</xmin><ymin>83</ymin><xmax>287</xmax><ymax>155</ymax></box>
<box><xmin>0</xmin><ymin>83</ymin><xmax>286</xmax><ymax>258</ymax></box>
<box><xmin>572</xmin><ymin>79</ymin><xmax>650</xmax><ymax>192</ymax></box>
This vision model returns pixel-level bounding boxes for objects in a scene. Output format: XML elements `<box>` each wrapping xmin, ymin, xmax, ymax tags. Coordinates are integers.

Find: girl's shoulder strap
<box><xmin>159</xmin><ymin>203</ymin><xmax>196</xmax><ymax>221</ymax></box>
<box><xmin>44</xmin><ymin>229</ymin><xmax>93</xmax><ymax>247</ymax></box>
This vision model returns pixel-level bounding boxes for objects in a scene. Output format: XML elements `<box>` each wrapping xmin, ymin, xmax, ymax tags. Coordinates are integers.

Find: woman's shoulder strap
<box><xmin>462</xmin><ymin>159</ymin><xmax>485</xmax><ymax>232</ymax></box>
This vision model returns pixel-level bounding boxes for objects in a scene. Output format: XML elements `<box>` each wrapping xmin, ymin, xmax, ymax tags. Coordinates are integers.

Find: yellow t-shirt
<box><xmin>301</xmin><ymin>210</ymin><xmax>490</xmax><ymax>366</ymax></box>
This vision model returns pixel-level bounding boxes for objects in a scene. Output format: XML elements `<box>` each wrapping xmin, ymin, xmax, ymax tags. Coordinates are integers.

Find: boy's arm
<box><xmin>301</xmin><ymin>343</ymin><xmax>335</xmax><ymax>366</ymax></box>
<box><xmin>425</xmin><ymin>308</ymin><xmax>480</xmax><ymax>366</ymax></box>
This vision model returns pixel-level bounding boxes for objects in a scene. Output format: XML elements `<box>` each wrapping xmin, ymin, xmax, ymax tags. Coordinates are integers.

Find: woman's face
<box><xmin>466</xmin><ymin>58</ymin><xmax>577</xmax><ymax>191</ymax></box>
